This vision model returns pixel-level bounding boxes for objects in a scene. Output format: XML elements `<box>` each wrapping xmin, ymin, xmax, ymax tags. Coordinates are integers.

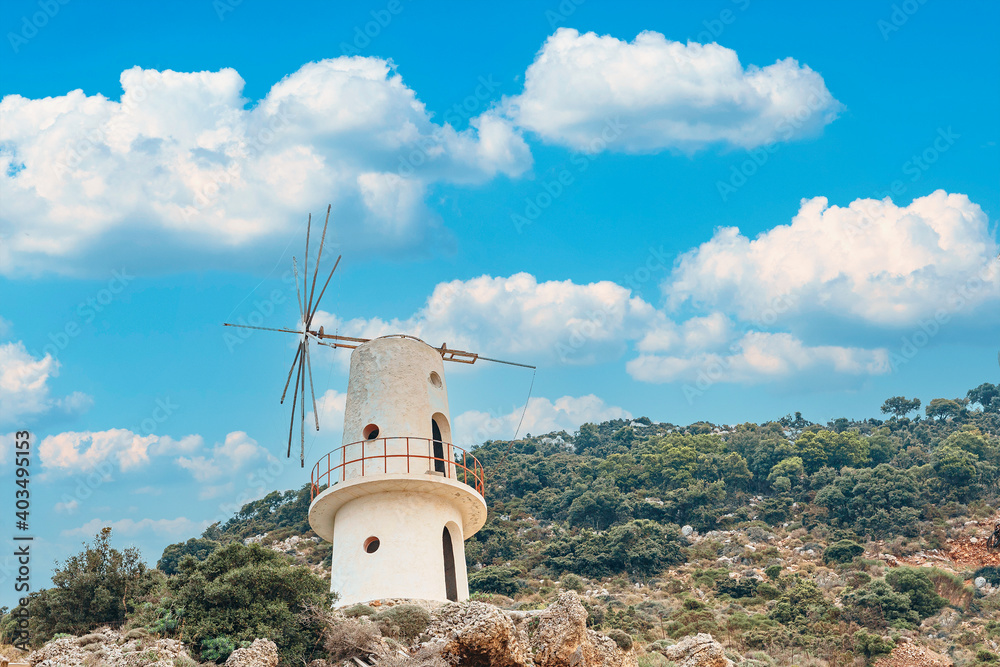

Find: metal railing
<box><xmin>310</xmin><ymin>437</ymin><xmax>485</xmax><ymax>499</ymax></box>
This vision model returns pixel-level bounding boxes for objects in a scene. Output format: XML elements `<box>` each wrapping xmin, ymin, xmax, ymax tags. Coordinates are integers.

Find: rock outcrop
<box><xmin>425</xmin><ymin>600</ymin><xmax>531</xmax><ymax>667</ymax></box>
<box><xmin>28</xmin><ymin>627</ymin><xmax>193</xmax><ymax>667</ymax></box>
<box><xmin>225</xmin><ymin>638</ymin><xmax>279</xmax><ymax>667</ymax></box>
<box><xmin>648</xmin><ymin>633</ymin><xmax>734</xmax><ymax>667</ymax></box>
<box><xmin>528</xmin><ymin>592</ymin><xmax>636</xmax><ymax>667</ymax></box>
<box><xmin>419</xmin><ymin>592</ymin><xmax>634</xmax><ymax>667</ymax></box>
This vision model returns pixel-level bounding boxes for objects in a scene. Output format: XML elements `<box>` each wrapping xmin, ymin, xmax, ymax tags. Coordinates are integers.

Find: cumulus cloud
<box><xmin>628</xmin><ymin>331</ymin><xmax>889</xmax><ymax>385</ymax></box>
<box><xmin>176</xmin><ymin>431</ymin><xmax>274</xmax><ymax>482</ymax></box>
<box><xmin>0</xmin><ymin>342</ymin><xmax>94</xmax><ymax>425</ymax></box>
<box><xmin>667</xmin><ymin>191</ymin><xmax>1000</xmax><ymax>326</ymax></box>
<box><xmin>454</xmin><ymin>394</ymin><xmax>632</xmax><ymax>445</ymax></box>
<box><xmin>306</xmin><ymin>389</ymin><xmax>347</xmax><ymax>437</ymax></box>
<box><xmin>0</xmin><ymin>58</ymin><xmax>531</xmax><ymax>277</ymax></box>
<box><xmin>62</xmin><ymin>516</ymin><xmax>210</xmax><ymax>538</ymax></box>
<box><xmin>505</xmin><ymin>28</ymin><xmax>841</xmax><ymax>153</ymax></box>
<box><xmin>40</xmin><ymin>428</ymin><xmax>159</xmax><ymax>472</ymax></box>
<box><xmin>313</xmin><ymin>272</ymin><xmax>657</xmax><ymax>366</ymax></box>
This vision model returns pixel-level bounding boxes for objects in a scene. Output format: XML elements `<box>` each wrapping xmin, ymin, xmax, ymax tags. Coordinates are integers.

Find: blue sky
<box><xmin>1</xmin><ymin>0</ymin><xmax>998</xmax><ymax>604</ymax></box>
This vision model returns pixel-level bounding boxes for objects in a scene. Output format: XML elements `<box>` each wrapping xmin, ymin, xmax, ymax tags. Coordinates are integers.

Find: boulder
<box><xmin>648</xmin><ymin>633</ymin><xmax>735</xmax><ymax>667</ymax></box>
<box><xmin>225</xmin><ymin>639</ymin><xmax>279</xmax><ymax>667</ymax></box>
<box><xmin>425</xmin><ymin>601</ymin><xmax>532</xmax><ymax>667</ymax></box>
<box><xmin>529</xmin><ymin>592</ymin><xmax>636</xmax><ymax>667</ymax></box>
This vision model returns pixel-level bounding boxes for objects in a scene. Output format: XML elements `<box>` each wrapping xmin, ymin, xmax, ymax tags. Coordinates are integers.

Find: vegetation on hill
<box><xmin>2</xmin><ymin>382</ymin><xmax>999</xmax><ymax>666</ymax></box>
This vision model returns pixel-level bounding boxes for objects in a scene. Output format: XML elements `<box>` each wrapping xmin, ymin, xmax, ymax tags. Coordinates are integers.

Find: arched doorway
<box><xmin>442</xmin><ymin>526</ymin><xmax>457</xmax><ymax>601</ymax></box>
<box><xmin>432</xmin><ymin>418</ymin><xmax>446</xmax><ymax>474</ymax></box>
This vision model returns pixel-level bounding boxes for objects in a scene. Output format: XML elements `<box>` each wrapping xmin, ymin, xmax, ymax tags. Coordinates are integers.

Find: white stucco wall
<box><xmin>308</xmin><ymin>336</ymin><xmax>485</xmax><ymax>606</ymax></box>
<box><xmin>330</xmin><ymin>489</ymin><xmax>470</xmax><ymax>606</ymax></box>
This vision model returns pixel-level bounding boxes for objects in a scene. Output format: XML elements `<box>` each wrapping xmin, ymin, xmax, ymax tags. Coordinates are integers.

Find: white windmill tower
<box><xmin>225</xmin><ymin>208</ymin><xmax>533</xmax><ymax>605</ymax></box>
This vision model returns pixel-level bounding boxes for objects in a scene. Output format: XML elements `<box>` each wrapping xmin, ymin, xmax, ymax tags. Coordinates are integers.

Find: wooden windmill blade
<box><xmin>223</xmin><ymin>207</ymin><xmax>536</xmax><ymax>466</ymax></box>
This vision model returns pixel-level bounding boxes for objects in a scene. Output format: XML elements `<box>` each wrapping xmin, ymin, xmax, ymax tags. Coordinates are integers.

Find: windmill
<box><xmin>224</xmin><ymin>207</ymin><xmax>535</xmax><ymax>467</ymax></box>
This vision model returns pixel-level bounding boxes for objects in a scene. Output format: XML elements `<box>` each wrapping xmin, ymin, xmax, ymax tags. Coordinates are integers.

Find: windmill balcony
<box><xmin>309</xmin><ymin>436</ymin><xmax>486</xmax><ymax>500</ymax></box>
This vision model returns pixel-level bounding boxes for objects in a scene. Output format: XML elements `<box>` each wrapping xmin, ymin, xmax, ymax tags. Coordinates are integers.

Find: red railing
<box><xmin>310</xmin><ymin>437</ymin><xmax>485</xmax><ymax>499</ymax></box>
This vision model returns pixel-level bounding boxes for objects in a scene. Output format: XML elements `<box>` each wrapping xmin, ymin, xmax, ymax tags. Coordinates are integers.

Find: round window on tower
<box><xmin>429</xmin><ymin>371</ymin><xmax>442</xmax><ymax>388</ymax></box>
<box><xmin>364</xmin><ymin>536</ymin><xmax>380</xmax><ymax>553</ymax></box>
<box><xmin>363</xmin><ymin>424</ymin><xmax>380</xmax><ymax>440</ymax></box>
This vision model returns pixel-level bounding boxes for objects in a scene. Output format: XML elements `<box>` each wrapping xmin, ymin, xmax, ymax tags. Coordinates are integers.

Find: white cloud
<box><xmin>628</xmin><ymin>331</ymin><xmax>889</xmax><ymax>384</ymax></box>
<box><xmin>454</xmin><ymin>394</ymin><xmax>632</xmax><ymax>445</ymax></box>
<box><xmin>667</xmin><ymin>190</ymin><xmax>1000</xmax><ymax>326</ymax></box>
<box><xmin>0</xmin><ymin>58</ymin><xmax>531</xmax><ymax>277</ymax></box>
<box><xmin>62</xmin><ymin>516</ymin><xmax>210</xmax><ymax>538</ymax></box>
<box><xmin>150</xmin><ymin>434</ymin><xmax>204</xmax><ymax>456</ymax></box>
<box><xmin>0</xmin><ymin>342</ymin><xmax>94</xmax><ymax>426</ymax></box>
<box><xmin>505</xmin><ymin>28</ymin><xmax>841</xmax><ymax>153</ymax></box>
<box><xmin>54</xmin><ymin>498</ymin><xmax>79</xmax><ymax>514</ymax></box>
<box><xmin>39</xmin><ymin>428</ymin><xmax>159</xmax><ymax>472</ymax></box>
<box><xmin>306</xmin><ymin>389</ymin><xmax>347</xmax><ymax>436</ymax></box>
<box><xmin>176</xmin><ymin>431</ymin><xmax>273</xmax><ymax>482</ymax></box>
<box><xmin>313</xmin><ymin>272</ymin><xmax>657</xmax><ymax>366</ymax></box>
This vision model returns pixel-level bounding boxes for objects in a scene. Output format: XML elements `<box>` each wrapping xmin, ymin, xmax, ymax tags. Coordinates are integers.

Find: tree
<box><xmin>27</xmin><ymin>528</ymin><xmax>161</xmax><ymax>643</ymax></box>
<box><xmin>925</xmin><ymin>398</ymin><xmax>967</xmax><ymax>420</ymax></box>
<box><xmin>881</xmin><ymin>396</ymin><xmax>921</xmax><ymax>419</ymax></box>
<box><xmin>167</xmin><ymin>542</ymin><xmax>331</xmax><ymax>664</ymax></box>
<box><xmin>968</xmin><ymin>383</ymin><xmax>1000</xmax><ymax>413</ymax></box>
<box><xmin>157</xmin><ymin>537</ymin><xmax>221</xmax><ymax>575</ymax></box>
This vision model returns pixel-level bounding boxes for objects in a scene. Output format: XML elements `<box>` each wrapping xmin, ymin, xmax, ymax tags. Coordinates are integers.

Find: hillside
<box><xmin>4</xmin><ymin>382</ymin><xmax>1000</xmax><ymax>666</ymax></box>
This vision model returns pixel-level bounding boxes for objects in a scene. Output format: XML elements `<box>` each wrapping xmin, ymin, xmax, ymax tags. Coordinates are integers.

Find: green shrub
<box><xmin>605</xmin><ymin>628</ymin><xmax>632</xmax><ymax>650</ymax></box>
<box><xmin>715</xmin><ymin>576</ymin><xmax>759</xmax><ymax>599</ymax></box>
<box><xmin>200</xmin><ymin>636</ymin><xmax>243</xmax><ymax>662</ymax></box>
<box><xmin>977</xmin><ymin>649</ymin><xmax>999</xmax><ymax>663</ymax></box>
<box><xmin>844</xmin><ymin>579</ymin><xmax>918</xmax><ymax>629</ymax></box>
<box><xmin>166</xmin><ymin>542</ymin><xmax>331</xmax><ymax>664</ymax></box>
<box><xmin>755</xmin><ymin>583</ymin><xmax>781</xmax><ymax>600</ymax></box>
<box><xmin>823</xmin><ymin>539</ymin><xmax>864</xmax><ymax>564</ymax></box>
<box><xmin>885</xmin><ymin>568</ymin><xmax>947</xmax><ymax>618</ymax></box>
<box><xmin>764</xmin><ymin>565</ymin><xmax>781</xmax><ymax>581</ymax></box>
<box><xmin>853</xmin><ymin>629</ymin><xmax>894</xmax><ymax>658</ymax></box>
<box><xmin>374</xmin><ymin>605</ymin><xmax>431</xmax><ymax>642</ymax></box>
<box><xmin>561</xmin><ymin>573</ymin><xmax>585</xmax><ymax>592</ymax></box>
<box><xmin>469</xmin><ymin>566</ymin><xmax>521</xmax><ymax>597</ymax></box>
<box><xmin>157</xmin><ymin>538</ymin><xmax>221</xmax><ymax>576</ymax></box>
<box><xmin>342</xmin><ymin>604</ymin><xmax>376</xmax><ymax>618</ymax></box>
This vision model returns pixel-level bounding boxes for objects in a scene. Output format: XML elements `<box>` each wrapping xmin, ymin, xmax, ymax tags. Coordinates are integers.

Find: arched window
<box><xmin>442</xmin><ymin>526</ymin><xmax>457</xmax><ymax>601</ymax></box>
<box><xmin>432</xmin><ymin>418</ymin><xmax>446</xmax><ymax>474</ymax></box>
